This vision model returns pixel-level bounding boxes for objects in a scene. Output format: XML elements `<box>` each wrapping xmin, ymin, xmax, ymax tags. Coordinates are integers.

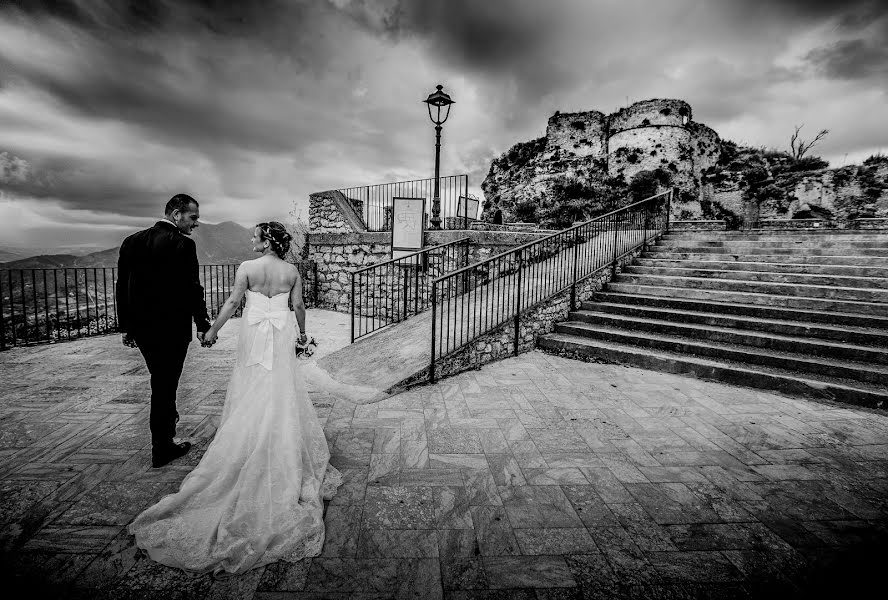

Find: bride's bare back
<box><xmin>243</xmin><ymin>255</ymin><xmax>300</xmax><ymax>298</ymax></box>
<box><xmin>203</xmin><ymin>253</ymin><xmax>307</xmax><ymax>346</ymax></box>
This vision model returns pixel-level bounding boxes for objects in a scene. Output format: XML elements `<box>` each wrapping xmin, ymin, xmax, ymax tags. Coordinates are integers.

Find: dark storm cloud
<box><xmin>796</xmin><ymin>0</ymin><xmax>888</xmax><ymax>84</ymax></box>
<box><xmin>806</xmin><ymin>38</ymin><xmax>888</xmax><ymax>81</ymax></box>
<box><xmin>0</xmin><ymin>151</ymin><xmax>167</xmax><ymax>215</ymax></box>
<box><xmin>0</xmin><ymin>1</ymin><xmax>349</xmax><ymax>153</ymax></box>
<box><xmin>726</xmin><ymin>0</ymin><xmax>886</xmax><ymax>21</ymax></box>
<box><xmin>383</xmin><ymin>0</ymin><xmax>573</xmax><ymax>96</ymax></box>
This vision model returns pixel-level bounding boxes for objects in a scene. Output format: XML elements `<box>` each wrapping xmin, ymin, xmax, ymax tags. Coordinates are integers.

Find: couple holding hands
<box><xmin>116</xmin><ymin>194</ymin><xmax>338</xmax><ymax>576</ymax></box>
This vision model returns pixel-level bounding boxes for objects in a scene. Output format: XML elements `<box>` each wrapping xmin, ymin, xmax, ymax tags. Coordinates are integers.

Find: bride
<box><xmin>128</xmin><ymin>221</ymin><xmax>341</xmax><ymax>575</ymax></box>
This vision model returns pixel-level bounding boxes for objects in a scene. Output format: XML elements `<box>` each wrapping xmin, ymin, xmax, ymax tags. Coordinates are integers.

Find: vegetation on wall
<box><xmin>498</xmin><ymin>137</ymin><xmax>546</xmax><ymax>170</ymax></box>
<box><xmin>536</xmin><ymin>169</ymin><xmax>672</xmax><ymax>229</ymax></box>
<box><xmin>513</xmin><ymin>200</ymin><xmax>540</xmax><ymax>223</ymax></box>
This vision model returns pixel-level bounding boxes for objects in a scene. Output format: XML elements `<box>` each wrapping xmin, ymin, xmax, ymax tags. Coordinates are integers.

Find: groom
<box><xmin>117</xmin><ymin>194</ymin><xmax>212</xmax><ymax>468</ymax></box>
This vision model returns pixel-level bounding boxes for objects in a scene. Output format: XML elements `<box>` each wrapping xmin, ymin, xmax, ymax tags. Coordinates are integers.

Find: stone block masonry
<box><xmin>307</xmin><ymin>230</ymin><xmax>554</xmax><ymax>312</ymax></box>
<box><xmin>482</xmin><ymin>98</ymin><xmax>722</xmax><ymax>224</ymax></box>
<box><xmin>309</xmin><ymin>190</ymin><xmax>366</xmax><ymax>234</ymax></box>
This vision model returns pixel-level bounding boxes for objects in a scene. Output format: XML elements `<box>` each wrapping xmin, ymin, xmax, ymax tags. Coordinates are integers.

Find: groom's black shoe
<box><xmin>152</xmin><ymin>442</ymin><xmax>191</xmax><ymax>468</ymax></box>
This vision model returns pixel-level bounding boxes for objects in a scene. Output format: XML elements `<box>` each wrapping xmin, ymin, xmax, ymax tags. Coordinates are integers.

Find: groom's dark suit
<box><xmin>117</xmin><ymin>220</ymin><xmax>211</xmax><ymax>452</ymax></box>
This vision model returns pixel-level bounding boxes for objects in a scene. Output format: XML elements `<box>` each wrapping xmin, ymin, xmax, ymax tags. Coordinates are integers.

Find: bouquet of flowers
<box><xmin>295</xmin><ymin>335</ymin><xmax>317</xmax><ymax>359</ymax></box>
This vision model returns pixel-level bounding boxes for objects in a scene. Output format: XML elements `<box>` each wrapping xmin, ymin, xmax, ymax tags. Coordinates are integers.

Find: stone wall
<box><xmin>307</xmin><ymin>230</ymin><xmax>552</xmax><ymax>312</ymax></box>
<box><xmin>309</xmin><ymin>190</ymin><xmax>366</xmax><ymax>234</ymax></box>
<box><xmin>545</xmin><ymin>111</ymin><xmax>607</xmax><ymax>159</ymax></box>
<box><xmin>609</xmin><ymin>99</ymin><xmax>691</xmax><ymax>132</ymax></box>
<box><xmin>670</xmin><ymin>220</ymin><xmax>727</xmax><ymax>231</ymax></box>
<box><xmin>607</xmin><ymin>126</ymin><xmax>696</xmax><ymax>191</ymax></box>
<box><xmin>481</xmin><ymin>98</ymin><xmax>721</xmax><ymax>225</ymax></box>
<box><xmin>689</xmin><ymin>122</ymin><xmax>721</xmax><ymax>175</ymax></box>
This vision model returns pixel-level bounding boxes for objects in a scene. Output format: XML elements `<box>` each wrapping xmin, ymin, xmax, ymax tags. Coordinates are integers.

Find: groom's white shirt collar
<box><xmin>158</xmin><ymin>217</ymin><xmax>178</xmax><ymax>229</ymax></box>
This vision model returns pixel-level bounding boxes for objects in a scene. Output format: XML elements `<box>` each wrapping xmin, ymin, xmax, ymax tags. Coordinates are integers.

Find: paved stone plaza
<box><xmin>1</xmin><ymin>309</ymin><xmax>887</xmax><ymax>599</ymax></box>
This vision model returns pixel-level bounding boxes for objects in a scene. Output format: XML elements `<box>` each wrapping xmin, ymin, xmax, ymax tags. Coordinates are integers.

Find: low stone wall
<box><xmin>307</xmin><ymin>230</ymin><xmax>552</xmax><ymax>312</ymax></box>
<box><xmin>756</xmin><ymin>218</ymin><xmax>838</xmax><ymax>230</ymax></box>
<box><xmin>309</xmin><ymin>190</ymin><xmax>366</xmax><ymax>234</ymax></box>
<box><xmin>851</xmin><ymin>218</ymin><xmax>888</xmax><ymax>230</ymax></box>
<box><xmin>668</xmin><ymin>218</ymin><xmax>888</xmax><ymax>232</ymax></box>
<box><xmin>670</xmin><ymin>220</ymin><xmax>727</xmax><ymax>231</ymax></box>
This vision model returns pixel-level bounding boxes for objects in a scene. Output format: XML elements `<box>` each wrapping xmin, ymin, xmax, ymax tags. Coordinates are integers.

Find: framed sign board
<box><xmin>391</xmin><ymin>197</ymin><xmax>426</xmax><ymax>260</ymax></box>
<box><xmin>456</xmin><ymin>196</ymin><xmax>480</xmax><ymax>220</ymax></box>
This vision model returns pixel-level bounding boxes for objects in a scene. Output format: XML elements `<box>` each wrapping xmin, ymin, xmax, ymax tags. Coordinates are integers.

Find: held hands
<box><xmin>122</xmin><ymin>333</ymin><xmax>138</xmax><ymax>349</ymax></box>
<box><xmin>199</xmin><ymin>329</ymin><xmax>218</xmax><ymax>348</ymax></box>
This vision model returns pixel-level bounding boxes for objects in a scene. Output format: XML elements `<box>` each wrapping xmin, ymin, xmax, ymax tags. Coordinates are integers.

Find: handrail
<box><xmin>428</xmin><ymin>189</ymin><xmax>673</xmax><ymax>382</ymax></box>
<box><xmin>350</xmin><ymin>237</ymin><xmax>472</xmax><ymax>342</ymax></box>
<box><xmin>435</xmin><ymin>191</ymin><xmax>672</xmax><ymax>282</ymax></box>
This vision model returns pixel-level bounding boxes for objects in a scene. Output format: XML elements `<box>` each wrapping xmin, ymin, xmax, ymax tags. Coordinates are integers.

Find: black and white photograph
<box><xmin>1</xmin><ymin>0</ymin><xmax>887</xmax><ymax>598</ymax></box>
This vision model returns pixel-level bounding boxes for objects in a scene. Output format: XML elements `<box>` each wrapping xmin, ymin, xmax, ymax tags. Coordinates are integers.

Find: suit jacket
<box><xmin>116</xmin><ymin>221</ymin><xmax>211</xmax><ymax>343</ymax></box>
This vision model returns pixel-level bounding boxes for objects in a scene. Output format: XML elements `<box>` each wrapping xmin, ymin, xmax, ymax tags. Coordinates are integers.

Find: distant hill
<box><xmin>0</xmin><ymin>221</ymin><xmax>258</xmax><ymax>269</ymax></box>
<box><xmin>0</xmin><ymin>249</ymin><xmax>25</xmax><ymax>263</ymax></box>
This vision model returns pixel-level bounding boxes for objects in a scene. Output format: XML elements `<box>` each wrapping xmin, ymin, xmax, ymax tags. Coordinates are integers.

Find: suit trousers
<box><xmin>134</xmin><ymin>335</ymin><xmax>191</xmax><ymax>450</ymax></box>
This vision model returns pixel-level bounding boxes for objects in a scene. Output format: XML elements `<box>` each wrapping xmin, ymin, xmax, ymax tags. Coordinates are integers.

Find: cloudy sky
<box><xmin>1</xmin><ymin>0</ymin><xmax>886</xmax><ymax>251</ymax></box>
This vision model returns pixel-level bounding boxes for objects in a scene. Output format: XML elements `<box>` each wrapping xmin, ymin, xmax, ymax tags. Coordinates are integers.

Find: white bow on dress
<box><xmin>244</xmin><ymin>305</ymin><xmax>290</xmax><ymax>370</ymax></box>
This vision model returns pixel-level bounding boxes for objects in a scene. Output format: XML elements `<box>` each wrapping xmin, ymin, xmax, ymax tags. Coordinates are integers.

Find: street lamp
<box><xmin>423</xmin><ymin>84</ymin><xmax>454</xmax><ymax>230</ymax></box>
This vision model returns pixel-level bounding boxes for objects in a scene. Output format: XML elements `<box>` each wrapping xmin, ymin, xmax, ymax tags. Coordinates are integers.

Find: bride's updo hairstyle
<box><xmin>256</xmin><ymin>221</ymin><xmax>292</xmax><ymax>259</ymax></box>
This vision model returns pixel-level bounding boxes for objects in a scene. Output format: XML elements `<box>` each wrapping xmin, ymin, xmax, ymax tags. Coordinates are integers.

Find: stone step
<box><xmin>661</xmin><ymin>232</ymin><xmax>888</xmax><ymax>241</ymax></box>
<box><xmin>537</xmin><ymin>333</ymin><xmax>888</xmax><ymax>409</ymax></box>
<box><xmin>614</xmin><ymin>273</ymin><xmax>888</xmax><ymax>304</ymax></box>
<box><xmin>635</xmin><ymin>258</ymin><xmax>888</xmax><ymax>278</ymax></box>
<box><xmin>650</xmin><ymin>245</ymin><xmax>888</xmax><ymax>257</ymax></box>
<box><xmin>625</xmin><ymin>265</ymin><xmax>888</xmax><ymax>289</ymax></box>
<box><xmin>550</xmin><ymin>321</ymin><xmax>888</xmax><ymax>386</ymax></box>
<box><xmin>587</xmin><ymin>292</ymin><xmax>888</xmax><ymax>331</ymax></box>
<box><xmin>656</xmin><ymin>239</ymin><xmax>888</xmax><ymax>249</ymax></box>
<box><xmin>580</xmin><ymin>300</ymin><xmax>888</xmax><ymax>346</ymax></box>
<box><xmin>642</xmin><ymin>251</ymin><xmax>888</xmax><ymax>266</ymax></box>
<box><xmin>605</xmin><ymin>282</ymin><xmax>888</xmax><ymax>317</ymax></box>
<box><xmin>566</xmin><ymin>310</ymin><xmax>888</xmax><ymax>364</ymax></box>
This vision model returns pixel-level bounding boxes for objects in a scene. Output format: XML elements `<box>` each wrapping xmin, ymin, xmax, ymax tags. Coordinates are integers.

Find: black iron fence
<box><xmin>1</xmin><ymin>261</ymin><xmax>319</xmax><ymax>350</ymax></box>
<box><xmin>428</xmin><ymin>190</ymin><xmax>673</xmax><ymax>382</ymax></box>
<box><xmin>351</xmin><ymin>238</ymin><xmax>472</xmax><ymax>342</ymax></box>
<box><xmin>338</xmin><ymin>175</ymin><xmax>470</xmax><ymax>232</ymax></box>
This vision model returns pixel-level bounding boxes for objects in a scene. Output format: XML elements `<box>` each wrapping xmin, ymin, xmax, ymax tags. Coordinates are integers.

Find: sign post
<box><xmin>456</xmin><ymin>195</ymin><xmax>480</xmax><ymax>230</ymax></box>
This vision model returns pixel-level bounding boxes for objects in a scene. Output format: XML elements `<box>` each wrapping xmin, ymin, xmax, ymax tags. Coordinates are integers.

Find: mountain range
<box><xmin>0</xmin><ymin>221</ymin><xmax>259</xmax><ymax>269</ymax></box>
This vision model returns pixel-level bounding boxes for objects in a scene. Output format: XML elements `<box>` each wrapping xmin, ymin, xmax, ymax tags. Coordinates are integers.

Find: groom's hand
<box><xmin>198</xmin><ymin>331</ymin><xmax>217</xmax><ymax>348</ymax></box>
<box><xmin>122</xmin><ymin>333</ymin><xmax>137</xmax><ymax>348</ymax></box>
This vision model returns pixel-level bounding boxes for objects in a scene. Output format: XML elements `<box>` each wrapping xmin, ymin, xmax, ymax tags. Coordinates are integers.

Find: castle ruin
<box><xmin>482</xmin><ymin>98</ymin><xmax>721</xmax><ymax>221</ymax></box>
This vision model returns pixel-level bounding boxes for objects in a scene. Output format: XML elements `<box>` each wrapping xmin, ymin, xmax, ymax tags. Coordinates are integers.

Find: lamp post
<box><xmin>423</xmin><ymin>84</ymin><xmax>454</xmax><ymax>230</ymax></box>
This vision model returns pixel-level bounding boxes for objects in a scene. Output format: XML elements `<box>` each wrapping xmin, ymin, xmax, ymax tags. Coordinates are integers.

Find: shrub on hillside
<box><xmin>513</xmin><ymin>200</ymin><xmax>539</xmax><ymax>223</ymax></box>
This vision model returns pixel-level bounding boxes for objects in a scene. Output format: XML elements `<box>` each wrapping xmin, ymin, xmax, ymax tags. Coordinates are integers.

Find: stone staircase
<box><xmin>538</xmin><ymin>229</ymin><xmax>888</xmax><ymax>408</ymax></box>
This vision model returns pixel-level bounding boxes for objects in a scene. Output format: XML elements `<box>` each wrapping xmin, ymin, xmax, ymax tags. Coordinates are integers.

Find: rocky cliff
<box><xmin>700</xmin><ymin>144</ymin><xmax>888</xmax><ymax>225</ymax></box>
<box><xmin>481</xmin><ymin>99</ymin><xmax>720</xmax><ymax>227</ymax></box>
<box><xmin>482</xmin><ymin>98</ymin><xmax>887</xmax><ymax>228</ymax></box>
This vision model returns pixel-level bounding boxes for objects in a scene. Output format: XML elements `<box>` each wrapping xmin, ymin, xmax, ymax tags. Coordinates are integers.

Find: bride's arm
<box><xmin>204</xmin><ymin>263</ymin><xmax>249</xmax><ymax>344</ymax></box>
<box><xmin>290</xmin><ymin>270</ymin><xmax>307</xmax><ymax>341</ymax></box>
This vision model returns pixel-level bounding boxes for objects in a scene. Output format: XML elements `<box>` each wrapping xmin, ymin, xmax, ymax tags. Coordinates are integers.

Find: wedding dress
<box><xmin>128</xmin><ymin>289</ymin><xmax>342</xmax><ymax>575</ymax></box>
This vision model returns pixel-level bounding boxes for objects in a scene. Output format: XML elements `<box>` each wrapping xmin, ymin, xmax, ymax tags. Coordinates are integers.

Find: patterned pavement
<box><xmin>1</xmin><ymin>308</ymin><xmax>887</xmax><ymax>599</ymax></box>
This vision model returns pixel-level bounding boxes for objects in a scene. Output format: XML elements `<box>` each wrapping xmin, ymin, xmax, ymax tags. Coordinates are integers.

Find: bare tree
<box><xmin>790</xmin><ymin>125</ymin><xmax>829</xmax><ymax>160</ymax></box>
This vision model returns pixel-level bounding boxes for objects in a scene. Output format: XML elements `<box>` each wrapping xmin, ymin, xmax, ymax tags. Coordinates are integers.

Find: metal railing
<box><xmin>429</xmin><ymin>190</ymin><xmax>673</xmax><ymax>382</ymax></box>
<box><xmin>338</xmin><ymin>175</ymin><xmax>469</xmax><ymax>232</ymax></box>
<box><xmin>1</xmin><ymin>261</ymin><xmax>319</xmax><ymax>350</ymax></box>
<box><xmin>351</xmin><ymin>238</ymin><xmax>472</xmax><ymax>342</ymax></box>
<box><xmin>0</xmin><ymin>267</ymin><xmax>119</xmax><ymax>350</ymax></box>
